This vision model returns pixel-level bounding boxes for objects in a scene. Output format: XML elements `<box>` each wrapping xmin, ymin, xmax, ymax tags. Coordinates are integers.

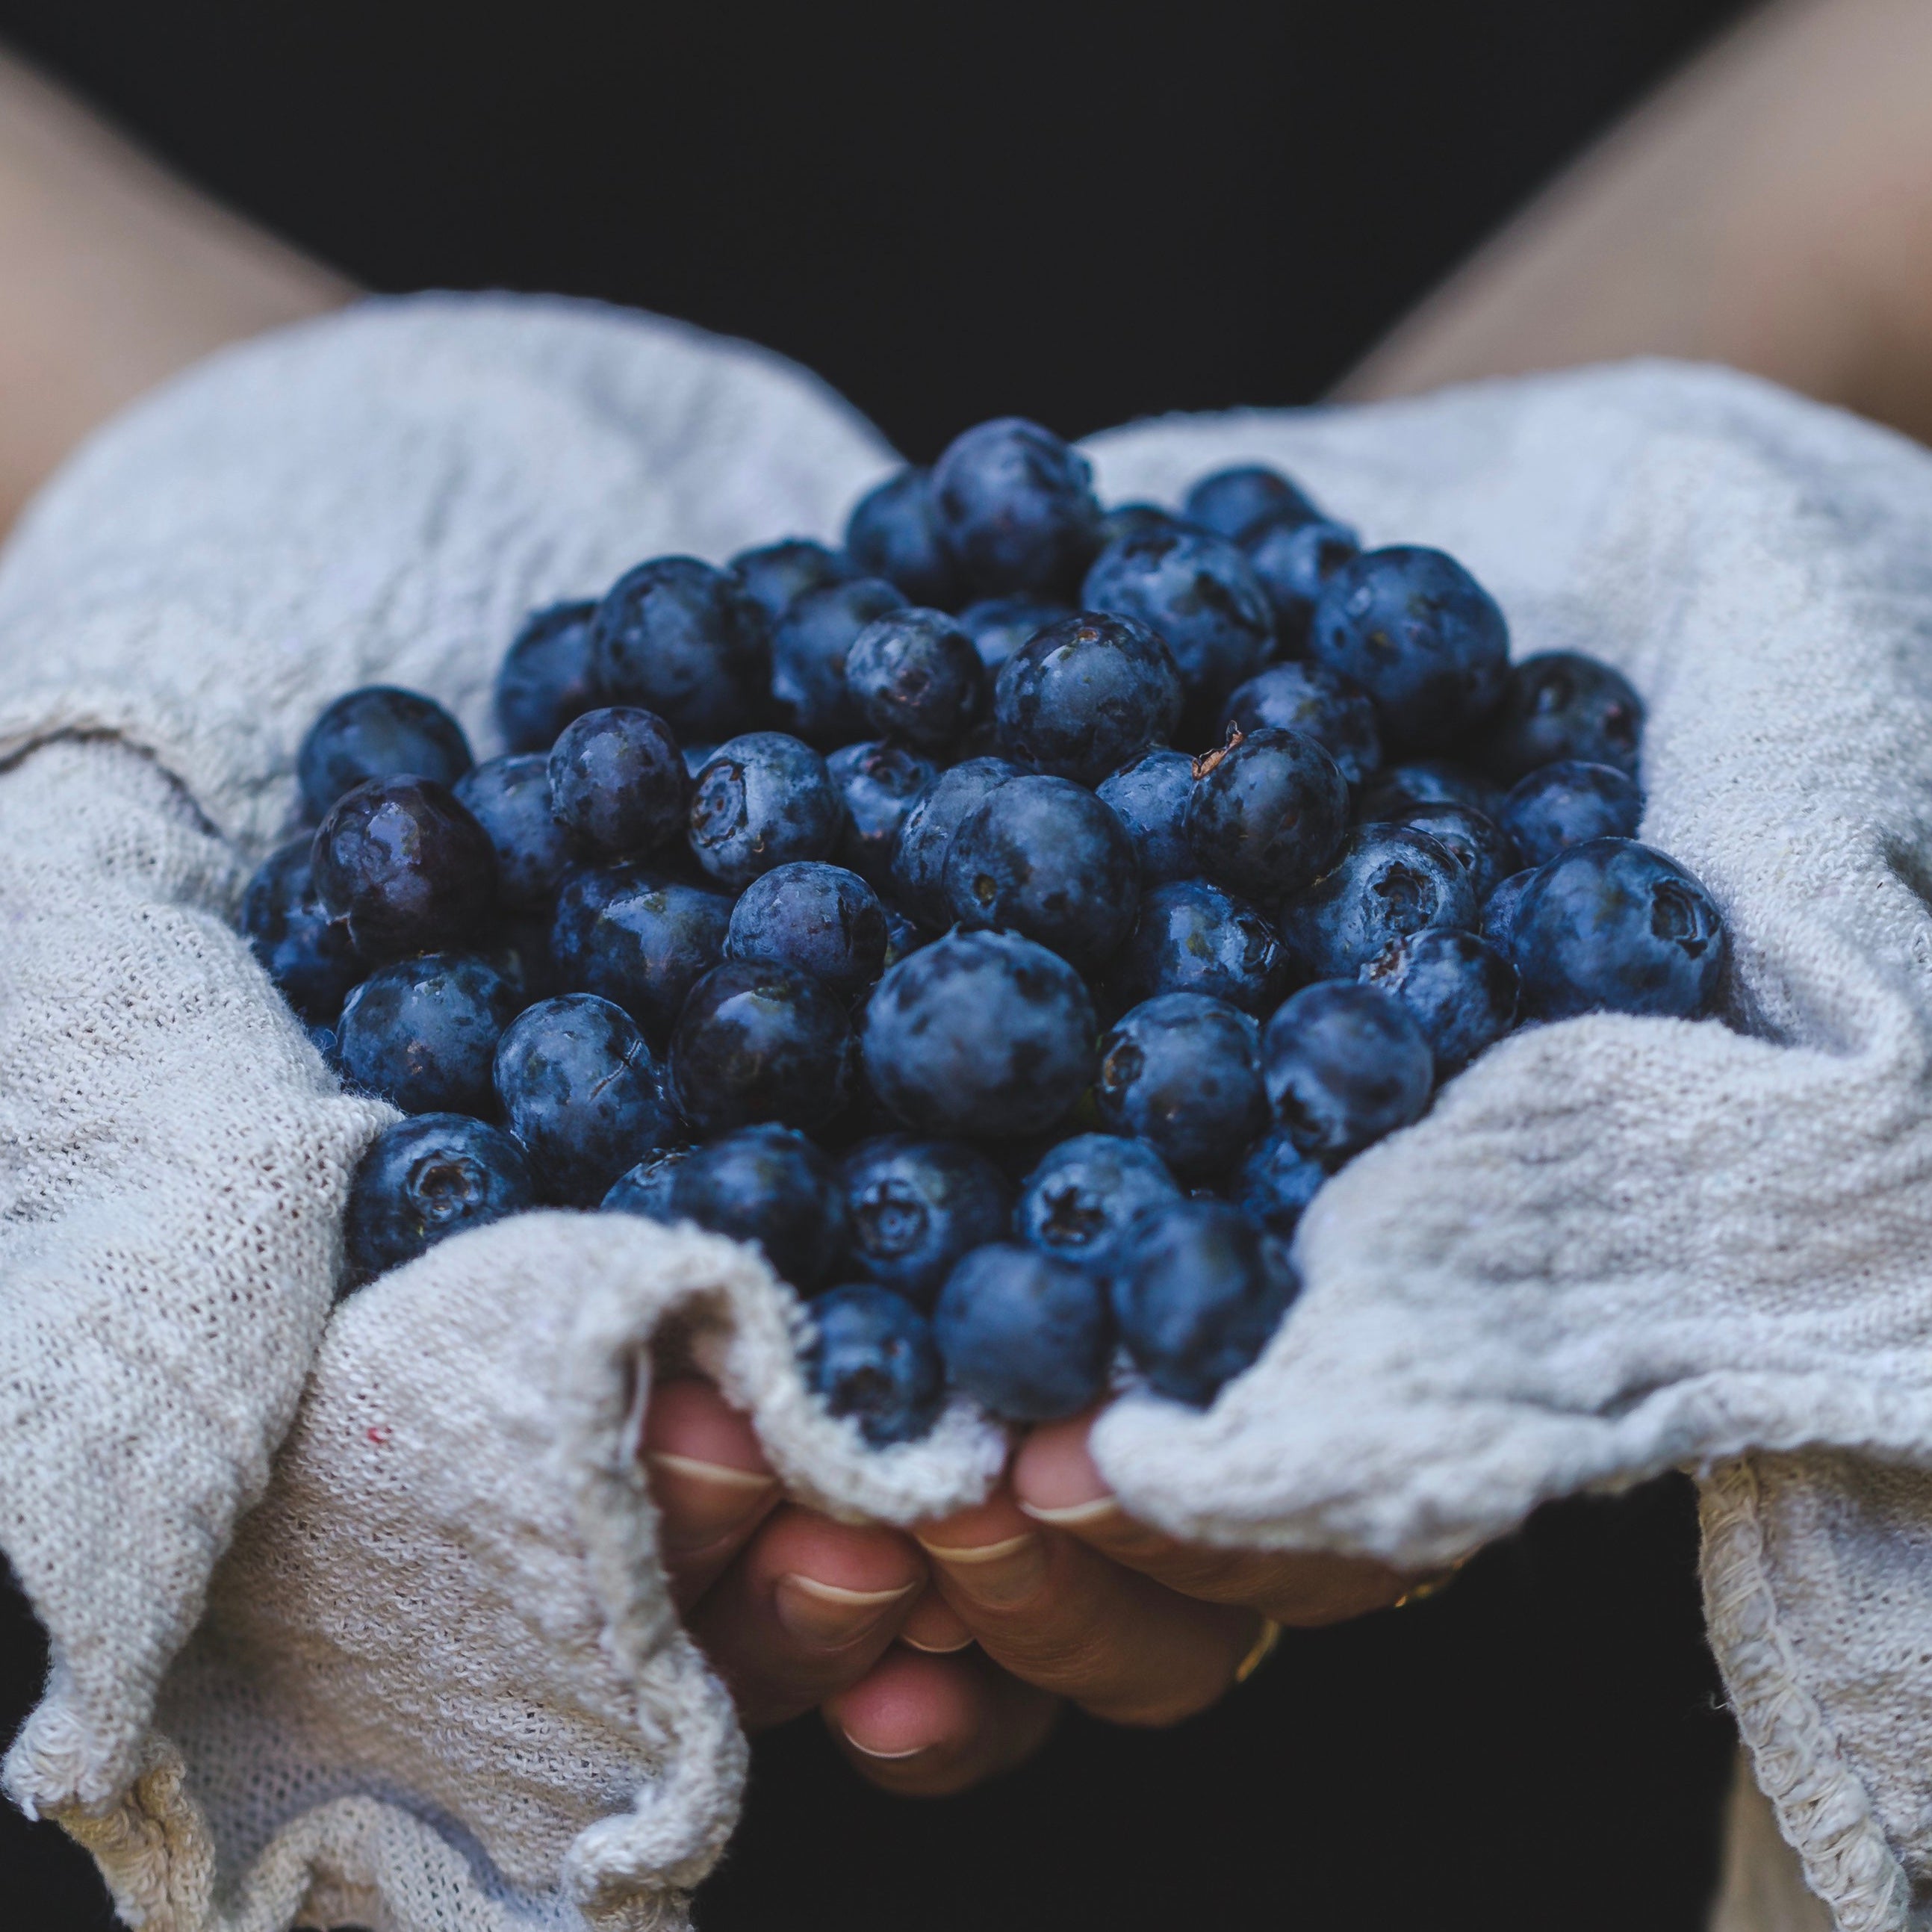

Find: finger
<box><xmin>686</xmin><ymin>1503</ymin><xmax>926</xmax><ymax>1730</ymax></box>
<box><xmin>1012</xmin><ymin>1414</ymin><xmax>1408</xmax><ymax>1625</ymax></box>
<box><xmin>642</xmin><ymin>1377</ymin><xmax>780</xmax><ymax>1612</ymax></box>
<box><xmin>824</xmin><ymin>1645</ymin><xmax>1060</xmax><ymax>1797</ymax></box>
<box><xmin>916</xmin><ymin>1491</ymin><xmax>1258</xmax><ymax>1727</ymax></box>
<box><xmin>898</xmin><ymin>1586</ymin><xmax>975</xmax><ymax>1655</ymax></box>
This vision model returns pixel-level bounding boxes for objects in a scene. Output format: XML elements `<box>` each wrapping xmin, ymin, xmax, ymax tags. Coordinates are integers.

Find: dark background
<box><xmin>0</xmin><ymin>2</ymin><xmax>1753</xmax><ymax>1925</ymax></box>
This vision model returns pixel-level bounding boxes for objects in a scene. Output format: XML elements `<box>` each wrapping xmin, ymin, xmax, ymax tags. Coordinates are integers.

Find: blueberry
<box><xmin>545</xmin><ymin>706</ymin><xmax>689</xmax><ymax>860</ymax></box>
<box><xmin>1310</xmin><ymin>547</ymin><xmax>1509</xmax><ymax>754</ymax></box>
<box><xmin>1223</xmin><ymin>662</ymin><xmax>1379</xmax><ymax>789</ymax></box>
<box><xmin>862</xmin><ymin>929</ymin><xmax>1097</xmax><ymax>1137</ymax></box>
<box><xmin>1096</xmin><ymin>749</ymin><xmax>1198</xmax><ymax>886</ymax></box>
<box><xmin>495</xmin><ymin>601</ymin><xmax>601</xmax><ymax>754</ymax></box>
<box><xmin>552</xmin><ymin>864</ymin><xmax>732</xmax><ymax>1040</ymax></box>
<box><xmin>1261</xmin><ymin>980</ymin><xmax>1434</xmax><ymax>1161</ymax></box>
<box><xmin>889</xmin><ymin>755</ymin><xmax>1024</xmax><ymax>925</ymax></box>
<box><xmin>1185</xmin><ymin>727</ymin><xmax>1349</xmax><ymax>903</ymax></box>
<box><xmin>453</xmin><ymin>754</ymin><xmax>574</xmax><ymax>912</ymax></box>
<box><xmin>1500</xmin><ymin>760</ymin><xmax>1643</xmax><ymax>867</ymax></box>
<box><xmin>1276</xmin><ymin>825</ymin><xmax>1478</xmax><ymax>979</ymax></box>
<box><xmin>728</xmin><ymin>538</ymin><xmax>855</xmax><ymax>621</ymax></box>
<box><xmin>882</xmin><ymin>907</ymin><xmax>925</xmax><ymax>969</ymax></box>
<box><xmin>770</xmin><ymin>577</ymin><xmax>909</xmax><ymax>744</ymax></box>
<box><xmin>826</xmin><ymin>739</ymin><xmax>939</xmax><ymax>888</ymax></box>
<box><xmin>944</xmin><ymin>774</ymin><xmax>1140</xmax><ymax>970</ymax></box>
<box><xmin>959</xmin><ymin>597</ymin><xmax>1068</xmax><ymax>676</ymax></box>
<box><xmin>336</xmin><ymin>951</ymin><xmax>521</xmax><ymax>1115</ymax></box>
<box><xmin>1082</xmin><ymin>527</ymin><xmax>1276</xmax><ymax>706</ymax></box>
<box><xmin>1474</xmin><ymin>650</ymin><xmax>1644</xmax><ymax>782</ymax></box>
<box><xmin>842</xmin><ymin>1135</ymin><xmax>1014</xmax><ymax>1307</ymax></box>
<box><xmin>1509</xmin><ymin>838</ymin><xmax>1727</xmax><ymax>1021</ymax></box>
<box><xmin>993</xmin><ymin>612</ymin><xmax>1184</xmax><ymax>786</ymax></box>
<box><xmin>240</xmin><ymin>838</ymin><xmax>362</xmax><ymax>1022</ymax></box>
<box><xmin>1095</xmin><ymin>993</ymin><xmax>1268</xmax><ymax>1181</ymax></box>
<box><xmin>844</xmin><ymin>607</ymin><xmax>986</xmax><ymax>751</ymax></box>
<box><xmin>1356</xmin><ymin>758</ymin><xmax>1506</xmax><ymax>826</ymax></box>
<box><xmin>687</xmin><ymin>733</ymin><xmax>842</xmax><ymax>888</ymax></box>
<box><xmin>1182</xmin><ymin>464</ymin><xmax>1320</xmax><ymax>544</ymax></box>
<box><xmin>298</xmin><ymin>686</ymin><xmax>473</xmax><ymax>822</ymax></box>
<box><xmin>311</xmin><ymin>777</ymin><xmax>497</xmax><ymax>961</ymax></box>
<box><xmin>1481</xmin><ymin>867</ymin><xmax>1538</xmax><ymax>953</ymax></box>
<box><xmin>494</xmin><ymin>994</ymin><xmax>681</xmax><ymax>1205</ymax></box>
<box><xmin>1359</xmin><ymin>927</ymin><xmax>1519</xmax><ymax>1075</ymax></box>
<box><xmin>590</xmin><ymin>556</ymin><xmax>771</xmax><ymax>740</ymax></box>
<box><xmin>932</xmin><ymin>417</ymin><xmax>1102</xmax><ymax>600</ymax></box>
<box><xmin>1111</xmin><ymin>1199</ymin><xmax>1298</xmax><ymax>1405</ymax></box>
<box><xmin>934</xmin><ymin>1243</ymin><xmax>1112</xmax><ymax>1421</ymax></box>
<box><xmin>1390</xmin><ymin>801</ymin><xmax>1521</xmax><ymax>902</ymax></box>
<box><xmin>1110</xmin><ymin>878</ymin><xmax>1291</xmax><ymax>1017</ymax></box>
<box><xmin>602</xmin><ymin>1146</ymin><xmax>695</xmax><ymax>1220</ymax></box>
<box><xmin>344</xmin><ymin>1113</ymin><xmax>536</xmax><ymax>1287</ymax></box>
<box><xmin>726</xmin><ymin>860</ymin><xmax>887</xmax><ymax>1002</ymax></box>
<box><xmin>666</xmin><ymin>1122</ymin><xmax>848</xmax><ymax>1291</ymax></box>
<box><xmin>845</xmin><ymin>468</ymin><xmax>963</xmax><ymax>609</ymax></box>
<box><xmin>1096</xmin><ymin>502</ymin><xmax>1192</xmax><ymax>546</ymax></box>
<box><xmin>1015</xmin><ymin>1133</ymin><xmax>1182</xmax><ymax>1273</ymax></box>
<box><xmin>670</xmin><ymin>957</ymin><xmax>853</xmax><ymax>1134</ymax></box>
<box><xmin>1242</xmin><ymin>515</ymin><xmax>1361</xmax><ymax>648</ymax></box>
<box><xmin>1229</xmin><ymin>1131</ymin><xmax>1326</xmax><ymax>1240</ymax></box>
<box><xmin>803</xmin><ymin>1282</ymin><xmax>945</xmax><ymax>1447</ymax></box>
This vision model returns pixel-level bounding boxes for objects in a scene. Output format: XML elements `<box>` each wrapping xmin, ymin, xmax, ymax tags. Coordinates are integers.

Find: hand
<box><xmin>644</xmin><ymin>1379</ymin><xmax>1411</xmax><ymax>1796</ymax></box>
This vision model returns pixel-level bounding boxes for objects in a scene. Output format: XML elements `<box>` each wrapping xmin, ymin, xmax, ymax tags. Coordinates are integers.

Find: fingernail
<box><xmin>1017</xmin><ymin>1496</ymin><xmax>1122</xmax><ymax>1529</ymax></box>
<box><xmin>917</xmin><ymin>1530</ymin><xmax>1049</xmax><ymax>1609</ymax></box>
<box><xmin>841</xmin><ymin>1732</ymin><xmax>928</xmax><ymax>1761</ymax></box>
<box><xmin>899</xmin><ymin>1591</ymin><xmax>975</xmax><ymax>1654</ymax></box>
<box><xmin>644</xmin><ymin>1451</ymin><xmax>776</xmax><ymax>1553</ymax></box>
<box><xmin>901</xmin><ymin>1629</ymin><xmax>976</xmax><ymax>1654</ymax></box>
<box><xmin>774</xmin><ymin>1574</ymin><xmax>918</xmax><ymax>1647</ymax></box>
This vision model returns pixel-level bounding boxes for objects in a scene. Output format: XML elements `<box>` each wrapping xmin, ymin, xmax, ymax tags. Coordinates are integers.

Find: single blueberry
<box><xmin>1261</xmin><ymin>980</ymin><xmax>1434</xmax><ymax>1161</ymax></box>
<box><xmin>666</xmin><ymin>1123</ymin><xmax>848</xmax><ymax>1291</ymax></box>
<box><xmin>494</xmin><ymin>601</ymin><xmax>600</xmax><ymax>754</ymax></box>
<box><xmin>1095</xmin><ymin>993</ymin><xmax>1268</xmax><ymax>1181</ymax></box>
<box><xmin>726</xmin><ymin>861</ymin><xmax>888</xmax><ymax>1003</ymax></box>
<box><xmin>344</xmin><ymin>1113</ymin><xmax>535</xmax><ymax>1286</ymax></box>
<box><xmin>1359</xmin><ymin>927</ymin><xmax>1520</xmax><ymax>1075</ymax></box>
<box><xmin>959</xmin><ymin>597</ymin><xmax>1068</xmax><ymax>676</ymax></box>
<box><xmin>888</xmin><ymin>755</ymin><xmax>1024</xmax><ymax>927</ymax></box>
<box><xmin>1242</xmin><ymin>515</ymin><xmax>1361</xmax><ymax>648</ymax></box>
<box><xmin>1096</xmin><ymin>749</ymin><xmax>1198</xmax><ymax>887</ymax></box>
<box><xmin>1356</xmin><ymin>758</ymin><xmax>1506</xmax><ymax>826</ymax></box>
<box><xmin>546</xmin><ymin>706</ymin><xmax>689</xmax><ymax>860</ymax></box>
<box><xmin>1481</xmin><ymin>867</ymin><xmax>1539</xmax><ymax>953</ymax></box>
<box><xmin>240</xmin><ymin>838</ymin><xmax>362</xmax><ymax>1022</ymax></box>
<box><xmin>728</xmin><ymin>538</ymin><xmax>855</xmax><ymax>621</ymax></box>
<box><xmin>931</xmin><ymin>417</ymin><xmax>1102</xmax><ymax>600</ymax></box>
<box><xmin>298</xmin><ymin>686</ymin><xmax>473</xmax><ymax>822</ymax></box>
<box><xmin>552</xmin><ymin>864</ymin><xmax>732</xmax><ymax>1040</ymax></box>
<box><xmin>993</xmin><ymin>612</ymin><xmax>1184</xmax><ymax>786</ymax></box>
<box><xmin>1110</xmin><ymin>878</ymin><xmax>1292</xmax><ymax>1017</ymax></box>
<box><xmin>803</xmin><ymin>1282</ymin><xmax>945</xmax><ymax>1447</ymax></box>
<box><xmin>1500</xmin><ymin>760</ymin><xmax>1644</xmax><ymax>867</ymax></box>
<box><xmin>770</xmin><ymin>577</ymin><xmax>909</xmax><ymax>744</ymax></box>
<box><xmin>845</xmin><ymin>468</ymin><xmax>963</xmax><ymax>609</ymax></box>
<box><xmin>1082</xmin><ymin>527</ymin><xmax>1276</xmax><ymax>706</ymax></box>
<box><xmin>1185</xmin><ymin>727</ymin><xmax>1349</xmax><ymax>903</ymax></box>
<box><xmin>454</xmin><ymin>754</ymin><xmax>574</xmax><ymax>912</ymax></box>
<box><xmin>1223</xmin><ymin>662</ymin><xmax>1380</xmax><ymax>789</ymax></box>
<box><xmin>494</xmin><ymin>993</ymin><xmax>680</xmax><ymax>1205</ymax></box>
<box><xmin>310</xmin><ymin>777</ymin><xmax>497</xmax><ymax>961</ymax></box>
<box><xmin>602</xmin><ymin>1146</ymin><xmax>695</xmax><ymax>1220</ymax></box>
<box><xmin>827</xmin><ymin>739</ymin><xmax>938</xmax><ymax>888</ymax></box>
<box><xmin>1111</xmin><ymin>1199</ymin><xmax>1298</xmax><ymax>1406</ymax></box>
<box><xmin>1015</xmin><ymin>1133</ymin><xmax>1183</xmax><ymax>1274</ymax></box>
<box><xmin>1310</xmin><ymin>547</ymin><xmax>1510</xmax><ymax>754</ymax></box>
<box><xmin>590</xmin><ymin>555</ymin><xmax>771</xmax><ymax>740</ymax></box>
<box><xmin>1096</xmin><ymin>502</ymin><xmax>1192</xmax><ymax>547</ymax></box>
<box><xmin>842</xmin><ymin>1135</ymin><xmax>1014</xmax><ymax>1307</ymax></box>
<box><xmin>688</xmin><ymin>733</ymin><xmax>842</xmax><ymax>888</ymax></box>
<box><xmin>1229</xmin><ymin>1130</ymin><xmax>1326</xmax><ymax>1240</ymax></box>
<box><xmin>944</xmin><ymin>774</ymin><xmax>1140</xmax><ymax>970</ymax></box>
<box><xmin>934</xmin><ymin>1243</ymin><xmax>1113</xmax><ymax>1422</ymax></box>
<box><xmin>336</xmin><ymin>951</ymin><xmax>521</xmax><ymax>1115</ymax></box>
<box><xmin>1474</xmin><ymin>650</ymin><xmax>1644</xmax><ymax>782</ymax></box>
<box><xmin>1390</xmin><ymin>801</ymin><xmax>1521</xmax><ymax>902</ymax></box>
<box><xmin>1276</xmin><ymin>825</ymin><xmax>1478</xmax><ymax>979</ymax></box>
<box><xmin>670</xmin><ymin>957</ymin><xmax>853</xmax><ymax>1134</ymax></box>
<box><xmin>1510</xmin><ymin>838</ymin><xmax>1727</xmax><ymax>1021</ymax></box>
<box><xmin>1182</xmin><ymin>464</ymin><xmax>1320</xmax><ymax>544</ymax></box>
<box><xmin>845</xmin><ymin>607</ymin><xmax>986</xmax><ymax>751</ymax></box>
<box><xmin>863</xmin><ymin>928</ymin><xmax>1097</xmax><ymax>1138</ymax></box>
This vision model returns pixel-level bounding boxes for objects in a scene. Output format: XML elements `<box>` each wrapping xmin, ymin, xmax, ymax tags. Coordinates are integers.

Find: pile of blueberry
<box><xmin>244</xmin><ymin>417</ymin><xmax>1729</xmax><ymax>1446</ymax></box>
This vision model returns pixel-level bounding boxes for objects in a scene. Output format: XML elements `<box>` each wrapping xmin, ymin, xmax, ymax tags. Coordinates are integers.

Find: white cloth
<box><xmin>4</xmin><ymin>293</ymin><xmax>1931</xmax><ymax>1929</ymax></box>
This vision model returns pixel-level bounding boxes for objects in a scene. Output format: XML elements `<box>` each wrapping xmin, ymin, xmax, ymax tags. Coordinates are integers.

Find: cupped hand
<box><xmin>644</xmin><ymin>1379</ymin><xmax>1411</xmax><ymax>1796</ymax></box>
